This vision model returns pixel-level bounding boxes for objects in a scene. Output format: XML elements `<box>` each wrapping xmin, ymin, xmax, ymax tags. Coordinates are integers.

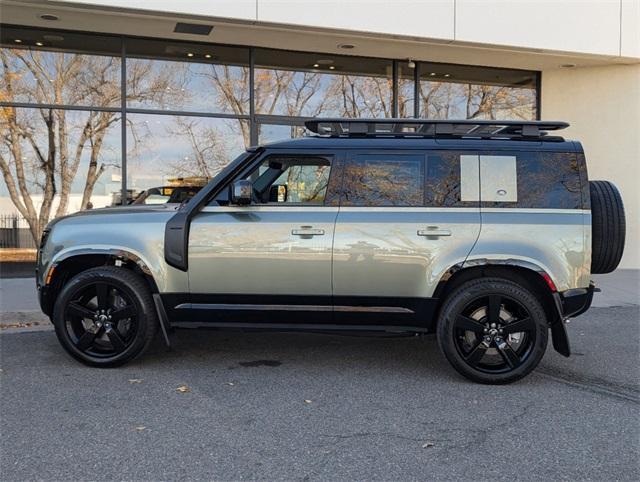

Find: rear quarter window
<box><xmin>479</xmin><ymin>151</ymin><xmax>584</xmax><ymax>209</ymax></box>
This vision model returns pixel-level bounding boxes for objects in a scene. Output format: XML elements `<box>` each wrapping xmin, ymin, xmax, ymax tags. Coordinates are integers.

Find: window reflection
<box><xmin>258</xmin><ymin>124</ymin><xmax>306</xmax><ymax>144</ymax></box>
<box><xmin>0</xmin><ymin>50</ymin><xmax>121</xmax><ymax>107</ymax></box>
<box><xmin>126</xmin><ymin>38</ymin><xmax>250</xmax><ymax>115</ymax></box>
<box><xmin>255</xmin><ymin>49</ymin><xmax>393</xmax><ymax>118</ymax></box>
<box><xmin>0</xmin><ymin>107</ymin><xmax>121</xmax><ymax>240</ymax></box>
<box><xmin>126</xmin><ymin>114</ymin><xmax>247</xmax><ymax>196</ymax></box>
<box><xmin>397</xmin><ymin>61</ymin><xmax>415</xmax><ymax>118</ymax></box>
<box><xmin>342</xmin><ymin>156</ymin><xmax>424</xmax><ymax>206</ymax></box>
<box><xmin>419</xmin><ymin>63</ymin><xmax>536</xmax><ymax>120</ymax></box>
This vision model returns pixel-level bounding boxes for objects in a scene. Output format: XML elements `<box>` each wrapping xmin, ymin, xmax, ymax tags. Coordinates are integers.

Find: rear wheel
<box><xmin>437</xmin><ymin>278</ymin><xmax>548</xmax><ymax>384</ymax></box>
<box><xmin>53</xmin><ymin>266</ymin><xmax>157</xmax><ymax>367</ymax></box>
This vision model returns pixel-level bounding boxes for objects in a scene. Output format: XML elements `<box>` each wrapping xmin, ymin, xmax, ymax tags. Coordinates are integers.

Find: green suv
<box><xmin>36</xmin><ymin>119</ymin><xmax>626</xmax><ymax>384</ymax></box>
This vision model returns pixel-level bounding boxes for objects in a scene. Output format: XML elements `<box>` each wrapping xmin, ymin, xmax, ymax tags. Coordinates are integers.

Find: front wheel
<box><xmin>52</xmin><ymin>266</ymin><xmax>158</xmax><ymax>367</ymax></box>
<box><xmin>437</xmin><ymin>278</ymin><xmax>548</xmax><ymax>384</ymax></box>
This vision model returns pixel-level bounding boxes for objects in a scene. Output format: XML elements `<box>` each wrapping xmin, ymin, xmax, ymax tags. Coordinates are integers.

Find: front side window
<box><xmin>341</xmin><ymin>155</ymin><xmax>424</xmax><ymax>206</ymax></box>
<box><xmin>248</xmin><ymin>156</ymin><xmax>332</xmax><ymax>205</ymax></box>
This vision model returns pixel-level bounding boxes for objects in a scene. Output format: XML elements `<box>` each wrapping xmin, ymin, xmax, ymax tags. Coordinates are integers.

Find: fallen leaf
<box><xmin>176</xmin><ymin>385</ymin><xmax>191</xmax><ymax>393</ymax></box>
<box><xmin>128</xmin><ymin>379</ymin><xmax>143</xmax><ymax>384</ymax></box>
<box><xmin>135</xmin><ymin>426</ymin><xmax>146</xmax><ymax>431</ymax></box>
<box><xmin>304</xmin><ymin>399</ymin><xmax>312</xmax><ymax>404</ymax></box>
<box><xmin>422</xmin><ymin>442</ymin><xmax>435</xmax><ymax>449</ymax></box>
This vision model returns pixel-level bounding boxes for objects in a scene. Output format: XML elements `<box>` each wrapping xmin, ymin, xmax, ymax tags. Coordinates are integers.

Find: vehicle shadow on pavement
<box><xmin>141</xmin><ymin>329</ymin><xmax>454</xmax><ymax>377</ymax></box>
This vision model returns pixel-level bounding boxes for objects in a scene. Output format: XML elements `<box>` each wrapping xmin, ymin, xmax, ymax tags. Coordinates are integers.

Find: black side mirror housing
<box><xmin>230</xmin><ymin>179</ymin><xmax>252</xmax><ymax>205</ymax></box>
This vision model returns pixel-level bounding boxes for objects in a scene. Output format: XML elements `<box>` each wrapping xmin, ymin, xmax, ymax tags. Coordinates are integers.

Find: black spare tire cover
<box><xmin>590</xmin><ymin>180</ymin><xmax>626</xmax><ymax>274</ymax></box>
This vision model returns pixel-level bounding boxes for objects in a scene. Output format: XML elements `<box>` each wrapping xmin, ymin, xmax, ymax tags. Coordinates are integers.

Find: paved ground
<box><xmin>0</xmin><ymin>272</ymin><xmax>638</xmax><ymax>480</ymax></box>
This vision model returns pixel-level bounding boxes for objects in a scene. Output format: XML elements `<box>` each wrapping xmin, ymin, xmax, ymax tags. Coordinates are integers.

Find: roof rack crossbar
<box><xmin>304</xmin><ymin>118</ymin><xmax>569</xmax><ymax>141</ymax></box>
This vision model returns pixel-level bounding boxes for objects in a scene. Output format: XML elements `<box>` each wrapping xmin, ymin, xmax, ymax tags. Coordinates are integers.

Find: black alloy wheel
<box><xmin>453</xmin><ymin>294</ymin><xmax>535</xmax><ymax>374</ymax></box>
<box><xmin>437</xmin><ymin>277</ymin><xmax>548</xmax><ymax>384</ymax></box>
<box><xmin>53</xmin><ymin>267</ymin><xmax>157</xmax><ymax>367</ymax></box>
<box><xmin>64</xmin><ymin>281</ymin><xmax>138</xmax><ymax>357</ymax></box>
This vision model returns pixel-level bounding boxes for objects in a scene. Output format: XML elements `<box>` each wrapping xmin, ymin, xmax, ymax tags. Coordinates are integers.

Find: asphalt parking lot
<box><xmin>1</xmin><ymin>274</ymin><xmax>639</xmax><ymax>480</ymax></box>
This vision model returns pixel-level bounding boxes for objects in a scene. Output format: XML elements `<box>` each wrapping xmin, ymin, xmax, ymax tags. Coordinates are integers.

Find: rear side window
<box><xmin>478</xmin><ymin>151</ymin><xmax>583</xmax><ymax>209</ymax></box>
<box><xmin>425</xmin><ymin>152</ymin><xmax>471</xmax><ymax>207</ymax></box>
<box><xmin>341</xmin><ymin>154</ymin><xmax>424</xmax><ymax>206</ymax></box>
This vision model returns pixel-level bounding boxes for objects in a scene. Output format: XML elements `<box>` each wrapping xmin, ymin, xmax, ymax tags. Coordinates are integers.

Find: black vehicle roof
<box><xmin>262</xmin><ymin>136</ymin><xmax>578</xmax><ymax>152</ymax></box>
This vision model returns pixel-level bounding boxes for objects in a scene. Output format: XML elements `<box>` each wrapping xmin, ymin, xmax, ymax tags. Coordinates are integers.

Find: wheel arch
<box><xmin>42</xmin><ymin>249</ymin><xmax>159</xmax><ymax>317</ymax></box>
<box><xmin>433</xmin><ymin>259</ymin><xmax>560</xmax><ymax>330</ymax></box>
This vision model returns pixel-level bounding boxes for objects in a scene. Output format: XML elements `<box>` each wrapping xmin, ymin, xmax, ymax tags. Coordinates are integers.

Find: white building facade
<box><xmin>1</xmin><ymin>0</ymin><xmax>638</xmax><ymax>267</ymax></box>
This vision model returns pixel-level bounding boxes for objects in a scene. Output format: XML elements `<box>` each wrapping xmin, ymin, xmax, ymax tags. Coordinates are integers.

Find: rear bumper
<box><xmin>549</xmin><ymin>282</ymin><xmax>597</xmax><ymax>358</ymax></box>
<box><xmin>559</xmin><ymin>282</ymin><xmax>597</xmax><ymax>318</ymax></box>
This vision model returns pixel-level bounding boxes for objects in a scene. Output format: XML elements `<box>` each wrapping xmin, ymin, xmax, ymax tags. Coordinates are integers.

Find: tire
<box><xmin>437</xmin><ymin>278</ymin><xmax>548</xmax><ymax>384</ymax></box>
<box><xmin>52</xmin><ymin>266</ymin><xmax>158</xmax><ymax>367</ymax></box>
<box><xmin>590</xmin><ymin>180</ymin><xmax>626</xmax><ymax>274</ymax></box>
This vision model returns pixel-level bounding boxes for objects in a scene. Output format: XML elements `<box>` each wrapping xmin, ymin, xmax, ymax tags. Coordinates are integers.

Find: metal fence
<box><xmin>0</xmin><ymin>214</ymin><xmax>37</xmax><ymax>249</ymax></box>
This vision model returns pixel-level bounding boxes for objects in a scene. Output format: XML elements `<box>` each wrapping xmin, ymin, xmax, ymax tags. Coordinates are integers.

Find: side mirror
<box><xmin>230</xmin><ymin>179</ymin><xmax>252</xmax><ymax>205</ymax></box>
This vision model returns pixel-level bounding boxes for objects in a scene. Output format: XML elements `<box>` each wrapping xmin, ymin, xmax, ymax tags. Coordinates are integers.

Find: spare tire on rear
<box><xmin>590</xmin><ymin>180</ymin><xmax>626</xmax><ymax>274</ymax></box>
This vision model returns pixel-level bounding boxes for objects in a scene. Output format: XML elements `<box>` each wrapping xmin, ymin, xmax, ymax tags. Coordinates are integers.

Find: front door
<box><xmin>332</xmin><ymin>150</ymin><xmax>481</xmax><ymax>327</ymax></box>
<box><xmin>185</xmin><ymin>152</ymin><xmax>339</xmax><ymax>323</ymax></box>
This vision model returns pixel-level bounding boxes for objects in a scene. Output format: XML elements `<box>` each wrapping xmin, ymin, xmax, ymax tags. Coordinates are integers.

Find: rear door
<box><xmin>332</xmin><ymin>150</ymin><xmax>481</xmax><ymax>326</ymax></box>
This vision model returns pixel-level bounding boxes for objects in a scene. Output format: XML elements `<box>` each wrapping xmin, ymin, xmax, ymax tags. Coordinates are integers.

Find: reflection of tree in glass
<box><xmin>343</xmin><ymin>161</ymin><xmax>423</xmax><ymax>206</ymax></box>
<box><xmin>163</xmin><ymin>117</ymin><xmax>232</xmax><ymax>179</ymax></box>
<box><xmin>0</xmin><ymin>49</ymin><xmax>181</xmax><ymax>242</ymax></box>
<box><xmin>420</xmin><ymin>82</ymin><xmax>535</xmax><ymax>120</ymax></box>
<box><xmin>425</xmin><ymin>153</ymin><xmax>461</xmax><ymax>207</ymax></box>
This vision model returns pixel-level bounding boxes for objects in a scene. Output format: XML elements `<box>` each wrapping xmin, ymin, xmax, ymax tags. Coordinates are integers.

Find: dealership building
<box><xmin>0</xmin><ymin>0</ymin><xmax>638</xmax><ymax>268</ymax></box>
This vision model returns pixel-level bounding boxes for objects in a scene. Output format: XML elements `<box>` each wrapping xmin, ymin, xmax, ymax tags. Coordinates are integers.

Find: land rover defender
<box><xmin>36</xmin><ymin>119</ymin><xmax>626</xmax><ymax>384</ymax></box>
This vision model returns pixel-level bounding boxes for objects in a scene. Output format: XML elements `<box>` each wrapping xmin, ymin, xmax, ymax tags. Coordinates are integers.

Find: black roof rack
<box><xmin>304</xmin><ymin>118</ymin><xmax>569</xmax><ymax>140</ymax></box>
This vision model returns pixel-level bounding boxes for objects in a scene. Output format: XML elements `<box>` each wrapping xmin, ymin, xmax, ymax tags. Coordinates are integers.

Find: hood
<box><xmin>46</xmin><ymin>203</ymin><xmax>180</xmax><ymax>230</ymax></box>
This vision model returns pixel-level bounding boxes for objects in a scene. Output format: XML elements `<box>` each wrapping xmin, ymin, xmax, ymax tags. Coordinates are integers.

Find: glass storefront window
<box><xmin>258</xmin><ymin>124</ymin><xmax>306</xmax><ymax>144</ymax></box>
<box><xmin>0</xmin><ymin>25</ymin><xmax>540</xmax><ymax>250</ymax></box>
<box><xmin>254</xmin><ymin>48</ymin><xmax>394</xmax><ymax>118</ymax></box>
<box><xmin>397</xmin><ymin>61</ymin><xmax>415</xmax><ymax>118</ymax></box>
<box><xmin>418</xmin><ymin>63</ymin><xmax>537</xmax><ymax>120</ymax></box>
<box><xmin>0</xmin><ymin>27</ymin><xmax>121</xmax><ymax>108</ymax></box>
<box><xmin>126</xmin><ymin>114</ymin><xmax>247</xmax><ymax>199</ymax></box>
<box><xmin>0</xmin><ymin>107</ymin><xmax>121</xmax><ymax>229</ymax></box>
<box><xmin>126</xmin><ymin>38</ymin><xmax>250</xmax><ymax>114</ymax></box>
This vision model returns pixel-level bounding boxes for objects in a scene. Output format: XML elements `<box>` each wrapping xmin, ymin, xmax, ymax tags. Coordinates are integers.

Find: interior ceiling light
<box><xmin>429</xmin><ymin>72</ymin><xmax>437</xmax><ymax>76</ymax></box>
<box><xmin>313</xmin><ymin>63</ymin><xmax>320</xmax><ymax>68</ymax></box>
<box><xmin>204</xmin><ymin>54</ymin><xmax>212</xmax><ymax>59</ymax></box>
<box><xmin>443</xmin><ymin>73</ymin><xmax>451</xmax><ymax>78</ymax></box>
<box><xmin>40</xmin><ymin>14</ymin><xmax>59</xmax><ymax>21</ymax></box>
<box><xmin>328</xmin><ymin>65</ymin><xmax>336</xmax><ymax>70</ymax></box>
<box><xmin>186</xmin><ymin>52</ymin><xmax>194</xmax><ymax>57</ymax></box>
<box><xmin>337</xmin><ymin>43</ymin><xmax>355</xmax><ymax>49</ymax></box>
<box><xmin>35</xmin><ymin>41</ymin><xmax>44</xmax><ymax>46</ymax></box>
<box><xmin>14</xmin><ymin>39</ymin><xmax>22</xmax><ymax>43</ymax></box>
<box><xmin>407</xmin><ymin>59</ymin><xmax>416</xmax><ymax>69</ymax></box>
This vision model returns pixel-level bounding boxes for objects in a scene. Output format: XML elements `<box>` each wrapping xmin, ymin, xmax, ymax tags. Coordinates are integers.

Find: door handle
<box><xmin>418</xmin><ymin>227</ymin><xmax>451</xmax><ymax>237</ymax></box>
<box><xmin>292</xmin><ymin>227</ymin><xmax>325</xmax><ymax>236</ymax></box>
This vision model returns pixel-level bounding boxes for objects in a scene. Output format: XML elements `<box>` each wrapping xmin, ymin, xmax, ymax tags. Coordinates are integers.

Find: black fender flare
<box><xmin>434</xmin><ymin>258</ymin><xmax>570</xmax><ymax>357</ymax></box>
<box><xmin>47</xmin><ymin>248</ymin><xmax>158</xmax><ymax>292</ymax></box>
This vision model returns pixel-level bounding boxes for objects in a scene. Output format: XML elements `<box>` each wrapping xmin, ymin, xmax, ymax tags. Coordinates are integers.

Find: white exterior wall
<box><xmin>56</xmin><ymin>0</ymin><xmax>639</xmax><ymax>59</ymax></box>
<box><xmin>542</xmin><ymin>64</ymin><xmax>640</xmax><ymax>269</ymax></box>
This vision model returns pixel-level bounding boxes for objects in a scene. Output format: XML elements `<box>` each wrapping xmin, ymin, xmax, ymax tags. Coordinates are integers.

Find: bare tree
<box><xmin>0</xmin><ymin>48</ymin><xmax>176</xmax><ymax>243</ymax></box>
<box><xmin>164</xmin><ymin>117</ymin><xmax>231</xmax><ymax>178</ymax></box>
